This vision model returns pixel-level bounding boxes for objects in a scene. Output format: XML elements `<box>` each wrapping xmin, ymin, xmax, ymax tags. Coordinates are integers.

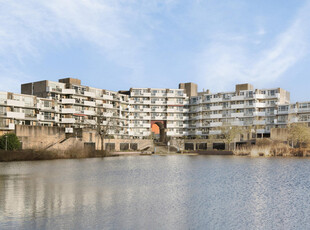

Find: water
<box><xmin>1</xmin><ymin>156</ymin><xmax>310</xmax><ymax>230</ymax></box>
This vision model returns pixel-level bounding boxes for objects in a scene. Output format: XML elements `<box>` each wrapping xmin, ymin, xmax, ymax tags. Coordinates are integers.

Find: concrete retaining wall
<box><xmin>16</xmin><ymin>125</ymin><xmax>66</xmax><ymax>150</ymax></box>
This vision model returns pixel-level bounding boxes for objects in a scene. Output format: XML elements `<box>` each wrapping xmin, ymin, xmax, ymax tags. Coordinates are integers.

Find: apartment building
<box><xmin>128</xmin><ymin>87</ymin><xmax>189</xmax><ymax>139</ymax></box>
<box><xmin>1</xmin><ymin>78</ymin><xmax>309</xmax><ymax>141</ymax></box>
<box><xmin>187</xmin><ymin>83</ymin><xmax>292</xmax><ymax>139</ymax></box>
<box><xmin>0</xmin><ymin>91</ymin><xmax>58</xmax><ymax>135</ymax></box>
<box><xmin>21</xmin><ymin>78</ymin><xmax>131</xmax><ymax>138</ymax></box>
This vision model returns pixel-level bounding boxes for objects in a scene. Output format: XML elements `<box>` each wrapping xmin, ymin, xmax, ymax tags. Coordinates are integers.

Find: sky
<box><xmin>0</xmin><ymin>0</ymin><xmax>310</xmax><ymax>102</ymax></box>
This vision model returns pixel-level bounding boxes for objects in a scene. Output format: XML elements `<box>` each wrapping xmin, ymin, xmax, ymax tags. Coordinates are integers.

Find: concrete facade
<box><xmin>0</xmin><ymin>78</ymin><xmax>309</xmax><ymax>145</ymax></box>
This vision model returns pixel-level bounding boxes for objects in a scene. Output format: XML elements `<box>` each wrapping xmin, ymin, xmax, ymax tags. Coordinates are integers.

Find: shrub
<box><xmin>0</xmin><ymin>133</ymin><xmax>21</xmax><ymax>150</ymax></box>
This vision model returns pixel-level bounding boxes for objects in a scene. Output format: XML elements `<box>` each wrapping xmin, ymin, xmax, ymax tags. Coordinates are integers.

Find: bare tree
<box><xmin>96</xmin><ymin>115</ymin><xmax>119</xmax><ymax>152</ymax></box>
<box><xmin>173</xmin><ymin>137</ymin><xmax>185</xmax><ymax>153</ymax></box>
<box><xmin>219</xmin><ymin>125</ymin><xmax>242</xmax><ymax>150</ymax></box>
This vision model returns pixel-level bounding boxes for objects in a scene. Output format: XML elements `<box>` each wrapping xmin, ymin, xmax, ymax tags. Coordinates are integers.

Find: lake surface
<box><xmin>1</xmin><ymin>156</ymin><xmax>310</xmax><ymax>230</ymax></box>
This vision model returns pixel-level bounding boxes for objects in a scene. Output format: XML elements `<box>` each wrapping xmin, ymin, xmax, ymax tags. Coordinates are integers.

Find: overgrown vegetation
<box><xmin>287</xmin><ymin>123</ymin><xmax>310</xmax><ymax>148</ymax></box>
<box><xmin>234</xmin><ymin>139</ymin><xmax>290</xmax><ymax>157</ymax></box>
<box><xmin>0</xmin><ymin>133</ymin><xmax>21</xmax><ymax>150</ymax></box>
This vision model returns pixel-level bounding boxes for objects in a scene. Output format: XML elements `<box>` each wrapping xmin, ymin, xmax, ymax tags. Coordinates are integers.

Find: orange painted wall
<box><xmin>151</xmin><ymin>124</ymin><xmax>160</xmax><ymax>134</ymax></box>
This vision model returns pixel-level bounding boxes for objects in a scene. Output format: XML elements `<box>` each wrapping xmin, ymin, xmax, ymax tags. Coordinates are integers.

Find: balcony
<box><xmin>231</xmin><ymin>113</ymin><xmax>244</xmax><ymax>118</ymax></box>
<box><xmin>102</xmin><ymin>94</ymin><xmax>113</xmax><ymax>100</ymax></box>
<box><xmin>132</xmin><ymin>92</ymin><xmax>151</xmax><ymax>97</ymax></box>
<box><xmin>84</xmin><ymin>91</ymin><xmax>95</xmax><ymax>98</ymax></box>
<box><xmin>83</xmin><ymin>110</ymin><xmax>96</xmax><ymax>116</ymax></box>
<box><xmin>143</xmin><ymin>123</ymin><xmax>151</xmax><ymax>128</ymax></box>
<box><xmin>6</xmin><ymin>99</ymin><xmax>25</xmax><ymax>107</ymax></box>
<box><xmin>143</xmin><ymin>108</ymin><xmax>151</xmax><ymax>112</ymax></box>
<box><xmin>277</xmin><ymin>110</ymin><xmax>289</xmax><ymax>115</ymax></box>
<box><xmin>62</xmin><ymin>98</ymin><xmax>75</xmax><ymax>104</ymax></box>
<box><xmin>102</xmin><ymin>104</ymin><xmax>113</xmax><ymax>109</ymax></box>
<box><xmin>231</xmin><ymin>104</ymin><xmax>245</xmax><ymax>109</ymax></box>
<box><xmin>167</xmin><ymin>108</ymin><xmax>176</xmax><ymax>113</ymax></box>
<box><xmin>167</xmin><ymin>93</ymin><xmax>175</xmax><ymax>97</ymax></box>
<box><xmin>167</xmin><ymin>101</ymin><xmax>178</xmax><ymax>105</ymax></box>
<box><xmin>210</xmin><ymin>98</ymin><xmax>222</xmax><ymax>102</ymax></box>
<box><xmin>61</xmin><ymin>118</ymin><xmax>75</xmax><ymax>123</ymax></box>
<box><xmin>62</xmin><ymin>89</ymin><xmax>76</xmax><ymax>94</ymax></box>
<box><xmin>167</xmin><ymin>116</ymin><xmax>175</xmax><ymax>120</ymax></box>
<box><xmin>254</xmin><ymin>103</ymin><xmax>266</xmax><ymax>108</ymax></box>
<box><xmin>231</xmin><ymin>95</ymin><xmax>245</xmax><ymax>100</ymax></box>
<box><xmin>254</xmin><ymin>94</ymin><xmax>266</xmax><ymax>99</ymax></box>
<box><xmin>152</xmin><ymin>108</ymin><xmax>165</xmax><ymax>112</ymax></box>
<box><xmin>6</xmin><ymin>112</ymin><xmax>25</xmax><ymax>119</ymax></box>
<box><xmin>152</xmin><ymin>116</ymin><xmax>167</xmax><ymax>120</ymax></box>
<box><xmin>210</xmin><ymin>106</ymin><xmax>223</xmax><ymax>110</ymax></box>
<box><xmin>150</xmin><ymin>93</ymin><xmax>162</xmax><ymax>97</ymax></box>
<box><xmin>209</xmin><ymin>122</ymin><xmax>222</xmax><ymax>127</ymax></box>
<box><xmin>62</xmin><ymin>108</ymin><xmax>76</xmax><ymax>114</ymax></box>
<box><xmin>298</xmin><ymin>107</ymin><xmax>310</xmax><ymax>113</ymax></box>
<box><xmin>253</xmin><ymin>111</ymin><xmax>266</xmax><ymax>116</ymax></box>
<box><xmin>210</xmin><ymin>114</ymin><xmax>222</xmax><ymax>119</ymax></box>
<box><xmin>143</xmin><ymin>100</ymin><xmax>151</xmax><ymax>104</ymax></box>
<box><xmin>253</xmin><ymin>120</ymin><xmax>266</xmax><ymax>125</ymax></box>
<box><xmin>83</xmin><ymin>101</ymin><xmax>96</xmax><ymax>107</ymax></box>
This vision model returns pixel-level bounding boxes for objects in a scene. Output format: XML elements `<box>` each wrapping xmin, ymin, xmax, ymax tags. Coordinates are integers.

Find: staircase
<box><xmin>154</xmin><ymin>142</ymin><xmax>169</xmax><ymax>154</ymax></box>
<box><xmin>44</xmin><ymin>137</ymin><xmax>68</xmax><ymax>150</ymax></box>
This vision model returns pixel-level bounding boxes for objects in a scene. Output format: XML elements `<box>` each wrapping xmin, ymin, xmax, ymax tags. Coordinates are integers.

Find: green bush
<box><xmin>0</xmin><ymin>133</ymin><xmax>21</xmax><ymax>150</ymax></box>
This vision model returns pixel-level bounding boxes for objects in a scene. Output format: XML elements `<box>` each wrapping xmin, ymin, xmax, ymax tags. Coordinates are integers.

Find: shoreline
<box><xmin>2</xmin><ymin>149</ymin><xmax>310</xmax><ymax>162</ymax></box>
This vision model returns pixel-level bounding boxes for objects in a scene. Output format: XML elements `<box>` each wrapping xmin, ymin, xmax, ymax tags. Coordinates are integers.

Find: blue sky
<box><xmin>0</xmin><ymin>0</ymin><xmax>310</xmax><ymax>102</ymax></box>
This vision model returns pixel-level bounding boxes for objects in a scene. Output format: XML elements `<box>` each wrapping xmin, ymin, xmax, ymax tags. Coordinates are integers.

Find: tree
<box><xmin>0</xmin><ymin>133</ymin><xmax>21</xmax><ymax>150</ymax></box>
<box><xmin>287</xmin><ymin>123</ymin><xmax>310</xmax><ymax>149</ymax></box>
<box><xmin>219</xmin><ymin>125</ymin><xmax>242</xmax><ymax>150</ymax></box>
<box><xmin>96</xmin><ymin>116</ymin><xmax>119</xmax><ymax>152</ymax></box>
<box><xmin>173</xmin><ymin>137</ymin><xmax>185</xmax><ymax>153</ymax></box>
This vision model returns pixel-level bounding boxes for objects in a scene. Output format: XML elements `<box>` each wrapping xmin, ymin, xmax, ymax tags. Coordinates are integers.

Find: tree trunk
<box><xmin>101</xmin><ymin>136</ymin><xmax>104</xmax><ymax>151</ymax></box>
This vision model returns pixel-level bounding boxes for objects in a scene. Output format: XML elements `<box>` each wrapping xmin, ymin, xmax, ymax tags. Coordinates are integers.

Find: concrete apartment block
<box><xmin>1</xmin><ymin>78</ymin><xmax>310</xmax><ymax>142</ymax></box>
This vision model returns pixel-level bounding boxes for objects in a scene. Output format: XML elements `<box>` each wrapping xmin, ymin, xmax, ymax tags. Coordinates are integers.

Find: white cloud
<box><xmin>0</xmin><ymin>0</ymin><xmax>177</xmax><ymax>92</ymax></box>
<box><xmin>196</xmin><ymin>2</ymin><xmax>310</xmax><ymax>92</ymax></box>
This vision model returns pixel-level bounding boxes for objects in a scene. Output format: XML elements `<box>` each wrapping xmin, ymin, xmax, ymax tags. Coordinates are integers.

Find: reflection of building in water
<box><xmin>0</xmin><ymin>157</ymin><xmax>190</xmax><ymax>229</ymax></box>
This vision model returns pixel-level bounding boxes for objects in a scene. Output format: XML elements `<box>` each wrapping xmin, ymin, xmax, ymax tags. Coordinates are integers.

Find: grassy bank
<box><xmin>0</xmin><ymin>148</ymin><xmax>111</xmax><ymax>162</ymax></box>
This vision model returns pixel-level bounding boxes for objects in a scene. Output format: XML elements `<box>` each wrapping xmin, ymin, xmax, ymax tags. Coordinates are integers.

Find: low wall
<box><xmin>95</xmin><ymin>139</ymin><xmax>154</xmax><ymax>151</ymax></box>
<box><xmin>14</xmin><ymin>125</ymin><xmax>154</xmax><ymax>152</ymax></box>
<box><xmin>170</xmin><ymin>139</ymin><xmax>230</xmax><ymax>151</ymax></box>
<box><xmin>16</xmin><ymin>125</ymin><xmax>66</xmax><ymax>150</ymax></box>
